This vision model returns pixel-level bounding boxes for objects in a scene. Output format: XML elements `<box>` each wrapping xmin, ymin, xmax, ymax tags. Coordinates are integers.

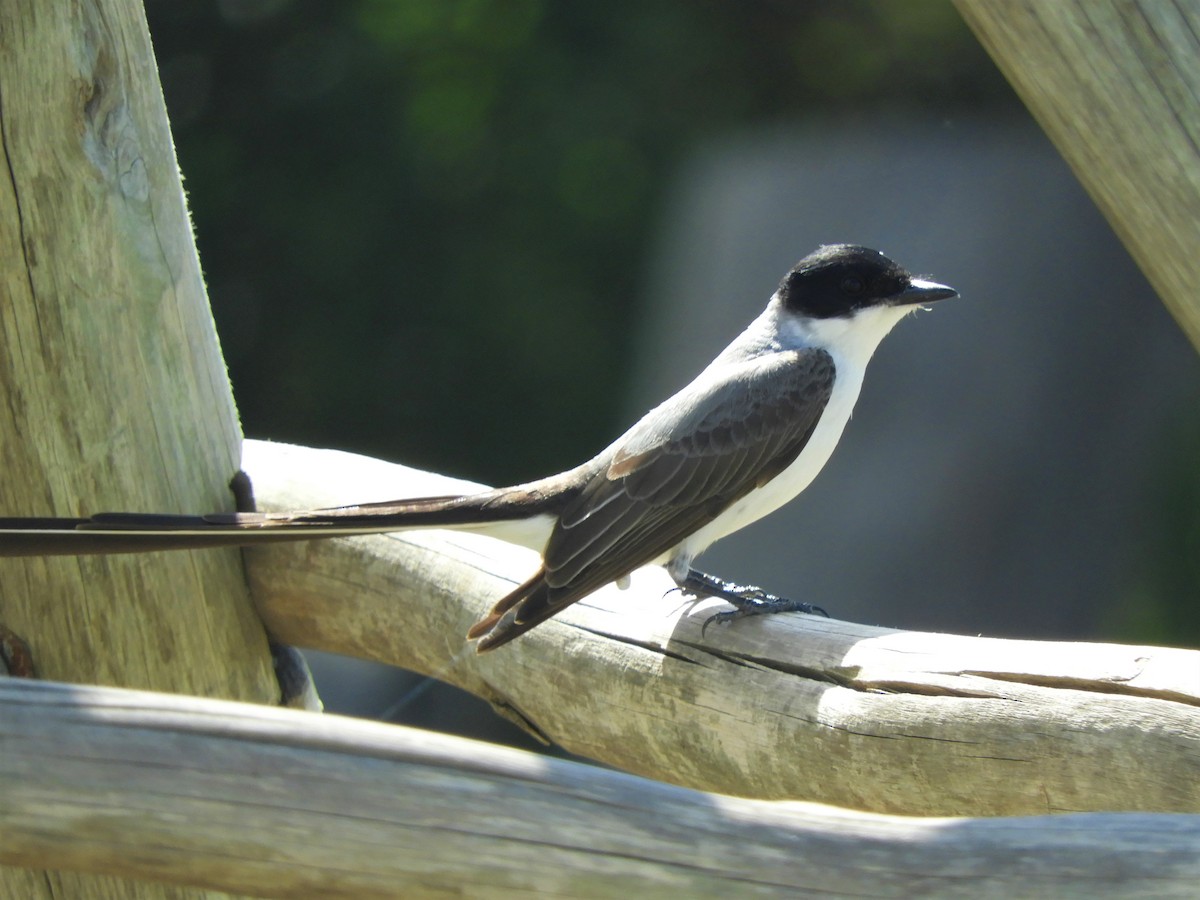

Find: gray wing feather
<box><xmin>538</xmin><ymin>348</ymin><xmax>835</xmax><ymax>602</ymax></box>
<box><xmin>470</xmin><ymin>347</ymin><xmax>837</xmax><ymax>648</ymax></box>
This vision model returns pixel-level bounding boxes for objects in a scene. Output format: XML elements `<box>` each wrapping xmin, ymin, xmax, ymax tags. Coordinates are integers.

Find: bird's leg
<box><xmin>679</xmin><ymin>569</ymin><xmax>828</xmax><ymax>637</ymax></box>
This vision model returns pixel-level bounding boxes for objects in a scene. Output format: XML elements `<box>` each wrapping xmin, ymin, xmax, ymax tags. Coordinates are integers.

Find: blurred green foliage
<box><xmin>145</xmin><ymin>0</ymin><xmax>1008</xmax><ymax>484</ymax></box>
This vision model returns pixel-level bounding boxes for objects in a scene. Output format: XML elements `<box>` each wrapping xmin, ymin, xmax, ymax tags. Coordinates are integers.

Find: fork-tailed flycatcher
<box><xmin>0</xmin><ymin>244</ymin><xmax>956</xmax><ymax>651</ymax></box>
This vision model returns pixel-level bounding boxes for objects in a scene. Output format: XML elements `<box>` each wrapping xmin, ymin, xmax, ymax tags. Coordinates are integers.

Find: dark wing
<box><xmin>470</xmin><ymin>348</ymin><xmax>835</xmax><ymax>650</ymax></box>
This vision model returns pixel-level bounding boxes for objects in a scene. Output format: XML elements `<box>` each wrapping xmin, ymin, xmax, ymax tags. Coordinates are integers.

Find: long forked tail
<box><xmin>0</xmin><ymin>486</ymin><xmax>576</xmax><ymax>651</ymax></box>
<box><xmin>0</xmin><ymin>490</ymin><xmax>555</xmax><ymax>558</ymax></box>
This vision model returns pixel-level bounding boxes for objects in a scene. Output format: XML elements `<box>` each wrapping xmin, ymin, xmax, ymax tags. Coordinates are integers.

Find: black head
<box><xmin>777</xmin><ymin>244</ymin><xmax>956</xmax><ymax>319</ymax></box>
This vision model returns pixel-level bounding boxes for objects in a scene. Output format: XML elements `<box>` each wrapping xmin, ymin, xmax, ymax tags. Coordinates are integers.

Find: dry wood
<box><xmin>2</xmin><ymin>0</ymin><xmax>1198</xmax><ymax>895</ymax></box>
<box><xmin>240</xmin><ymin>440</ymin><xmax>1200</xmax><ymax>818</ymax></box>
<box><xmin>0</xmin><ymin>1</ymin><xmax>276</xmax><ymax>897</ymax></box>
<box><xmin>0</xmin><ymin>0</ymin><xmax>274</xmax><ymax>696</ymax></box>
<box><xmin>2</xmin><ymin>678</ymin><xmax>1198</xmax><ymax>899</ymax></box>
<box><xmin>955</xmin><ymin>0</ymin><xmax>1200</xmax><ymax>352</ymax></box>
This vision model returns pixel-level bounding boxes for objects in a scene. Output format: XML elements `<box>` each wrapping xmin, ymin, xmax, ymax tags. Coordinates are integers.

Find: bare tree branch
<box><xmin>241</xmin><ymin>440</ymin><xmax>1200</xmax><ymax>817</ymax></box>
<box><xmin>2</xmin><ymin>678</ymin><xmax>1198</xmax><ymax>898</ymax></box>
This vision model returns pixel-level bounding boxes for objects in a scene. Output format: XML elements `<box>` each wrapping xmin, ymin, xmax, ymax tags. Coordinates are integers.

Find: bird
<box><xmin>0</xmin><ymin>244</ymin><xmax>957</xmax><ymax>651</ymax></box>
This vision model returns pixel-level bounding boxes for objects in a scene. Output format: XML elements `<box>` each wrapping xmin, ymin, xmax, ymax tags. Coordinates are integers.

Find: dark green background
<box><xmin>143</xmin><ymin>1</ymin><xmax>1197</xmax><ymax>654</ymax></box>
<box><xmin>146</xmin><ymin>0</ymin><xmax>1009</xmax><ymax>480</ymax></box>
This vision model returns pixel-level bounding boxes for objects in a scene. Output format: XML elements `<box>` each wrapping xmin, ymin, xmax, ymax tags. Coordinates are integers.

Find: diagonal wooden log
<box><xmin>0</xmin><ymin>1</ymin><xmax>279</xmax><ymax>895</ymax></box>
<box><xmin>240</xmin><ymin>439</ymin><xmax>1200</xmax><ymax>818</ymax></box>
<box><xmin>955</xmin><ymin>0</ymin><xmax>1200</xmax><ymax>352</ymax></box>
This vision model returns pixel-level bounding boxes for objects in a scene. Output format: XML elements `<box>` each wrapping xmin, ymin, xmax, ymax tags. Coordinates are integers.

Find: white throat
<box><xmin>665</xmin><ymin>296</ymin><xmax>918</xmax><ymax>574</ymax></box>
<box><xmin>785</xmin><ymin>300</ymin><xmax>914</xmax><ymax>368</ymax></box>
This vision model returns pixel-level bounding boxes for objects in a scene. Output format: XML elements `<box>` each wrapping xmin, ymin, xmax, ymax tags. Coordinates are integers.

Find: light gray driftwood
<box><xmin>955</xmin><ymin>0</ymin><xmax>1200</xmax><ymax>351</ymax></box>
<box><xmin>240</xmin><ymin>440</ymin><xmax>1200</xmax><ymax>818</ymax></box>
<box><xmin>2</xmin><ymin>678</ymin><xmax>1199</xmax><ymax>899</ymax></box>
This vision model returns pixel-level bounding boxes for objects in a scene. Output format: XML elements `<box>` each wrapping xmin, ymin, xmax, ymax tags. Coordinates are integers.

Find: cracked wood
<box><xmin>242</xmin><ymin>439</ymin><xmax>1200</xmax><ymax>818</ymax></box>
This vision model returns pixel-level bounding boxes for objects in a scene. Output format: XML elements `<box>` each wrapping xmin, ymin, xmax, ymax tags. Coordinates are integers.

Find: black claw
<box><xmin>682</xmin><ymin>569</ymin><xmax>828</xmax><ymax>639</ymax></box>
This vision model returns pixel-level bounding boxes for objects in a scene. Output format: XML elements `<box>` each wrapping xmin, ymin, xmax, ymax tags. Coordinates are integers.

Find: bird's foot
<box><xmin>679</xmin><ymin>569</ymin><xmax>828</xmax><ymax>638</ymax></box>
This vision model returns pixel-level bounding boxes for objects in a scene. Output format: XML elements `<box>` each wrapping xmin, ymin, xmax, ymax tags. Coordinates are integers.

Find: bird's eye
<box><xmin>841</xmin><ymin>275</ymin><xmax>865</xmax><ymax>296</ymax></box>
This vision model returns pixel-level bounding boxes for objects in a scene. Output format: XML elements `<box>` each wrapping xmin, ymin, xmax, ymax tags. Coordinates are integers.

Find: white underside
<box><xmin>661</xmin><ymin>297</ymin><xmax>915</xmax><ymax>578</ymax></box>
<box><xmin>447</xmin><ymin>513</ymin><xmax>556</xmax><ymax>550</ymax></box>
<box><xmin>452</xmin><ymin>297</ymin><xmax>916</xmax><ymax>580</ymax></box>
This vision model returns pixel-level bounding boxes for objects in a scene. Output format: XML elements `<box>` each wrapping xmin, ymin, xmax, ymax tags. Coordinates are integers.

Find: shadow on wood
<box><xmin>242</xmin><ymin>440</ymin><xmax>1200</xmax><ymax>817</ymax></box>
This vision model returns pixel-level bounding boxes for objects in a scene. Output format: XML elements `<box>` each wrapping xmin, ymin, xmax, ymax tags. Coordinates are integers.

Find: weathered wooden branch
<box><xmin>240</xmin><ymin>440</ymin><xmax>1200</xmax><ymax>818</ymax></box>
<box><xmin>0</xmin><ymin>4</ymin><xmax>275</xmax><ymax>690</ymax></box>
<box><xmin>3</xmin><ymin>0</ymin><xmax>1199</xmax><ymax>894</ymax></box>
<box><xmin>2</xmin><ymin>678</ymin><xmax>1198</xmax><ymax>899</ymax></box>
<box><xmin>955</xmin><ymin>0</ymin><xmax>1200</xmax><ymax>352</ymax></box>
<box><xmin>0</xmin><ymin>1</ymin><xmax>277</xmax><ymax>895</ymax></box>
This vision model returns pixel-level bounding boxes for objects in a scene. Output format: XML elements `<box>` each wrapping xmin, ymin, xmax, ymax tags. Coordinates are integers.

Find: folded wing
<box><xmin>470</xmin><ymin>348</ymin><xmax>835</xmax><ymax>650</ymax></box>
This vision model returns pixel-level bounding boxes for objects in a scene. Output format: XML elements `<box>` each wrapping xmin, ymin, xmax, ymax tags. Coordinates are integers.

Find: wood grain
<box><xmin>241</xmin><ymin>440</ymin><xmax>1200</xmax><ymax>818</ymax></box>
<box><xmin>0</xmin><ymin>3</ymin><xmax>275</xmax><ymax>897</ymax></box>
<box><xmin>2</xmin><ymin>678</ymin><xmax>1198</xmax><ymax>898</ymax></box>
<box><xmin>956</xmin><ymin>0</ymin><xmax>1200</xmax><ymax>352</ymax></box>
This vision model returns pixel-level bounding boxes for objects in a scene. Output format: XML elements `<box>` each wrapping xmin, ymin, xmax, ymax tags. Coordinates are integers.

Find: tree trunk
<box><xmin>0</xmin><ymin>1</ymin><xmax>276</xmax><ymax>896</ymax></box>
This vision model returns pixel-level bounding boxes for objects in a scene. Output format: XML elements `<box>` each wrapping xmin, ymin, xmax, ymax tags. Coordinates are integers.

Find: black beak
<box><xmin>894</xmin><ymin>278</ymin><xmax>958</xmax><ymax>305</ymax></box>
